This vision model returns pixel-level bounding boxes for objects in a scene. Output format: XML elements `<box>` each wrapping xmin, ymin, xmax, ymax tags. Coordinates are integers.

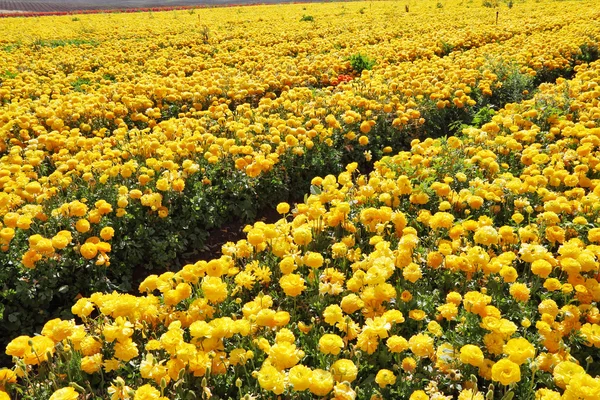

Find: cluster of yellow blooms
<box><xmin>0</xmin><ymin>0</ymin><xmax>599</xmax><ymax>272</ymax></box>
<box><xmin>1</xmin><ymin>0</ymin><xmax>600</xmax><ymax>399</ymax></box>
<box><xmin>4</xmin><ymin>42</ymin><xmax>600</xmax><ymax>400</ymax></box>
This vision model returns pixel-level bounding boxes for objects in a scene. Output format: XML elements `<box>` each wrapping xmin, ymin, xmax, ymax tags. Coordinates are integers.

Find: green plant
<box><xmin>471</xmin><ymin>105</ymin><xmax>496</xmax><ymax>127</ymax></box>
<box><xmin>348</xmin><ymin>53</ymin><xmax>376</xmax><ymax>74</ymax></box>
<box><xmin>482</xmin><ymin>59</ymin><xmax>535</xmax><ymax>107</ymax></box>
<box><xmin>300</xmin><ymin>14</ymin><xmax>314</xmax><ymax>22</ymax></box>
<box><xmin>2</xmin><ymin>43</ymin><xmax>20</xmax><ymax>53</ymax></box>
<box><xmin>577</xmin><ymin>42</ymin><xmax>599</xmax><ymax>63</ymax></box>
<box><xmin>71</xmin><ymin>78</ymin><xmax>91</xmax><ymax>92</ymax></box>
<box><xmin>31</xmin><ymin>38</ymin><xmax>98</xmax><ymax>49</ymax></box>
<box><xmin>440</xmin><ymin>40</ymin><xmax>454</xmax><ymax>56</ymax></box>
<box><xmin>0</xmin><ymin>70</ymin><xmax>17</xmax><ymax>80</ymax></box>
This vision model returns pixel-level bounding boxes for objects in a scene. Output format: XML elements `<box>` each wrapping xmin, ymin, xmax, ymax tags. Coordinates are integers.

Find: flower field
<box><xmin>1</xmin><ymin>0</ymin><xmax>600</xmax><ymax>398</ymax></box>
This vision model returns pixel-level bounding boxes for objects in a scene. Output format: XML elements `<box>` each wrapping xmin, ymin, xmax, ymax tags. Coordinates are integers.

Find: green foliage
<box><xmin>300</xmin><ymin>14</ymin><xmax>314</xmax><ymax>22</ymax></box>
<box><xmin>0</xmin><ymin>70</ymin><xmax>18</xmax><ymax>80</ymax></box>
<box><xmin>471</xmin><ymin>105</ymin><xmax>496</xmax><ymax>127</ymax></box>
<box><xmin>440</xmin><ymin>40</ymin><xmax>454</xmax><ymax>56</ymax></box>
<box><xmin>348</xmin><ymin>53</ymin><xmax>376</xmax><ymax>74</ymax></box>
<box><xmin>528</xmin><ymin>88</ymin><xmax>572</xmax><ymax>133</ymax></box>
<box><xmin>71</xmin><ymin>78</ymin><xmax>91</xmax><ymax>92</ymax></box>
<box><xmin>2</xmin><ymin>43</ymin><xmax>21</xmax><ymax>53</ymax></box>
<box><xmin>31</xmin><ymin>38</ymin><xmax>98</xmax><ymax>50</ymax></box>
<box><xmin>577</xmin><ymin>42</ymin><xmax>599</xmax><ymax>63</ymax></box>
<box><xmin>483</xmin><ymin>59</ymin><xmax>535</xmax><ymax>107</ymax></box>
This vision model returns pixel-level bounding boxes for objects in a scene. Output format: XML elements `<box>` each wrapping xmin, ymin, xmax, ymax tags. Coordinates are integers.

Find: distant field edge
<box><xmin>0</xmin><ymin>0</ymin><xmax>332</xmax><ymax>17</ymax></box>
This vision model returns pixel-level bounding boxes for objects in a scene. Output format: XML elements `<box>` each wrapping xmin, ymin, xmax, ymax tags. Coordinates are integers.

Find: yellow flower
<box><xmin>427</xmin><ymin>321</ymin><xmax>443</xmax><ymax>337</ymax></box>
<box><xmin>375</xmin><ymin>369</ymin><xmax>396</xmax><ymax>388</ymax></box>
<box><xmin>257</xmin><ymin>363</ymin><xmax>285</xmax><ymax>395</ymax></box>
<box><xmin>51</xmin><ymin>231</ymin><xmax>71</xmax><ymax>250</ymax></box>
<box><xmin>41</xmin><ymin>318</ymin><xmax>75</xmax><ymax>343</ymax></box>
<box><xmin>155</xmin><ymin>178</ymin><xmax>170</xmax><ymax>191</ymax></box>
<box><xmin>458</xmin><ymin>389</ymin><xmax>483</xmax><ymax>400</ymax></box>
<box><xmin>323</xmin><ymin>305</ymin><xmax>344</xmax><ymax>326</ymax></box>
<box><xmin>473</xmin><ymin>226</ymin><xmax>499</xmax><ymax>246</ymax></box>
<box><xmin>113</xmin><ymin>338</ymin><xmax>139</xmax><ymax>362</ymax></box>
<box><xmin>103</xmin><ymin>359</ymin><xmax>121</xmax><ymax>374</ymax></box>
<box><xmin>201</xmin><ymin>277</ymin><xmax>228</xmax><ymax>304</ymax></box>
<box><xmin>268</xmin><ymin>341</ymin><xmax>303</xmax><ymax>370</ymax></box>
<box><xmin>428</xmin><ymin>212</ymin><xmax>454</xmax><ymax>230</ymax></box>
<box><xmin>0</xmin><ymin>368</ymin><xmax>17</xmax><ymax>386</ymax></box>
<box><xmin>553</xmin><ymin>361</ymin><xmax>585</xmax><ymax>389</ymax></box>
<box><xmin>402</xmin><ymin>356</ymin><xmax>417</xmax><ymax>373</ymax></box>
<box><xmin>408</xmin><ymin>333</ymin><xmax>434</xmax><ymax>358</ymax></box>
<box><xmin>293</xmin><ymin>225</ymin><xmax>312</xmax><ymax>246</ymax></box>
<box><xmin>437</xmin><ymin>303</ymin><xmax>458</xmax><ymax>320</ymax></box>
<box><xmin>80</xmin><ymin>242</ymin><xmax>98</xmax><ymax>259</ymax></box>
<box><xmin>171</xmin><ymin>178</ymin><xmax>185</xmax><ymax>192</ymax></box>
<box><xmin>459</xmin><ymin>344</ymin><xmax>484</xmax><ymax>367</ymax></box>
<box><xmin>49</xmin><ymin>387</ymin><xmax>79</xmax><ymax>400</ymax></box>
<box><xmin>499</xmin><ymin>266</ymin><xmax>518</xmax><ymax>283</ymax></box>
<box><xmin>309</xmin><ymin>369</ymin><xmax>334</xmax><ymax>396</ymax></box>
<box><xmin>332</xmin><ymin>382</ymin><xmax>356</xmax><ymax>400</ymax></box>
<box><xmin>509</xmin><ymin>282</ymin><xmax>530</xmax><ymax>302</ymax></box>
<box><xmin>531</xmin><ymin>259</ymin><xmax>553</xmax><ymax>278</ymax></box>
<box><xmin>588</xmin><ymin>228</ymin><xmax>600</xmax><ymax>243</ymax></box>
<box><xmin>100</xmin><ymin>226</ymin><xmax>115</xmax><ymax>240</ymax></box>
<box><xmin>81</xmin><ymin>353</ymin><xmax>103</xmax><ymax>374</ymax></box>
<box><xmin>403</xmin><ymin>263</ymin><xmax>422</xmax><ymax>283</ymax></box>
<box><xmin>409</xmin><ymin>309</ymin><xmax>426</xmax><ymax>321</ymax></box>
<box><xmin>491</xmin><ymin>358</ymin><xmax>521</xmax><ymax>385</ymax></box>
<box><xmin>0</xmin><ymin>227</ymin><xmax>15</xmax><ymax>244</ymax></box>
<box><xmin>409</xmin><ymin>390</ymin><xmax>429</xmax><ymax>400</ymax></box>
<box><xmin>331</xmin><ymin>359</ymin><xmax>358</xmax><ymax>383</ymax></box>
<box><xmin>276</xmin><ymin>202</ymin><xmax>290</xmax><ymax>214</ymax></box>
<box><xmin>134</xmin><ymin>384</ymin><xmax>167</xmax><ymax>400</ymax></box>
<box><xmin>279</xmin><ymin>273</ymin><xmax>306</xmax><ymax>297</ymax></box>
<box><xmin>534</xmin><ymin>388</ymin><xmax>561</xmax><ymax>400</ymax></box>
<box><xmin>289</xmin><ymin>364</ymin><xmax>313</xmax><ymax>391</ymax></box>
<box><xmin>562</xmin><ymin>373</ymin><xmax>600</xmax><ymax>399</ymax></box>
<box><xmin>386</xmin><ymin>335</ymin><xmax>409</xmax><ymax>353</ymax></box>
<box><xmin>304</xmin><ymin>252</ymin><xmax>324</xmax><ymax>268</ymax></box>
<box><xmin>319</xmin><ymin>334</ymin><xmax>344</xmax><ymax>355</ymax></box>
<box><xmin>543</xmin><ymin>278</ymin><xmax>562</xmax><ymax>291</ymax></box>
